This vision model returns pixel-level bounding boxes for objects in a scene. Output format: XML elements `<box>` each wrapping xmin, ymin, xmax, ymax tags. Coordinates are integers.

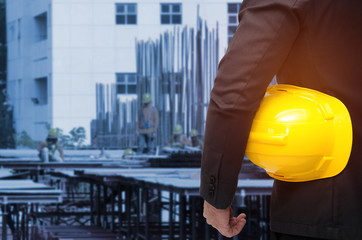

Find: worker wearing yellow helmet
<box><xmin>168</xmin><ymin>124</ymin><xmax>192</xmax><ymax>149</ymax></box>
<box><xmin>189</xmin><ymin>129</ymin><xmax>203</xmax><ymax>149</ymax></box>
<box><xmin>38</xmin><ymin>128</ymin><xmax>64</xmax><ymax>162</ymax></box>
<box><xmin>137</xmin><ymin>93</ymin><xmax>159</xmax><ymax>154</ymax></box>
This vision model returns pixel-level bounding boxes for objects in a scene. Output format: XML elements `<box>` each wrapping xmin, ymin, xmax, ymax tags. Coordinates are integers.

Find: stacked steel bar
<box><xmin>136</xmin><ymin>10</ymin><xmax>219</xmax><ymax>147</ymax></box>
<box><xmin>92</xmin><ymin>10</ymin><xmax>219</xmax><ymax>149</ymax></box>
<box><xmin>93</xmin><ymin>83</ymin><xmax>137</xmax><ymax>148</ymax></box>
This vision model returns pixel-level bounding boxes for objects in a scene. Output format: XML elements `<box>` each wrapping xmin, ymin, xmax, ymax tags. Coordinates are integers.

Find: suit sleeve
<box><xmin>200</xmin><ymin>0</ymin><xmax>301</xmax><ymax>209</ymax></box>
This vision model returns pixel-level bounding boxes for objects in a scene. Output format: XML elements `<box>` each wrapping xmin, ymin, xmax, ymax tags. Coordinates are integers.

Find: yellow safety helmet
<box><xmin>142</xmin><ymin>93</ymin><xmax>152</xmax><ymax>104</ymax></box>
<box><xmin>190</xmin><ymin>129</ymin><xmax>198</xmax><ymax>137</ymax></box>
<box><xmin>48</xmin><ymin>128</ymin><xmax>59</xmax><ymax>138</ymax></box>
<box><xmin>123</xmin><ymin>148</ymin><xmax>135</xmax><ymax>156</ymax></box>
<box><xmin>245</xmin><ymin>84</ymin><xmax>352</xmax><ymax>182</ymax></box>
<box><xmin>173</xmin><ymin>125</ymin><xmax>183</xmax><ymax>135</ymax></box>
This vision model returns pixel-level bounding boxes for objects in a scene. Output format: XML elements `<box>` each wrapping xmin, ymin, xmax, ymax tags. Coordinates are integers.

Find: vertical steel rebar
<box><xmin>93</xmin><ymin>7</ymin><xmax>219</xmax><ymax>148</ymax></box>
<box><xmin>135</xmin><ymin>13</ymin><xmax>219</xmax><ymax>146</ymax></box>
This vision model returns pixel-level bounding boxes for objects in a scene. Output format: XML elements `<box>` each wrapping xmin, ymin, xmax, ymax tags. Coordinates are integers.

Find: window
<box><xmin>161</xmin><ymin>3</ymin><xmax>182</xmax><ymax>24</ymax></box>
<box><xmin>116</xmin><ymin>3</ymin><xmax>137</xmax><ymax>25</ymax></box>
<box><xmin>227</xmin><ymin>3</ymin><xmax>242</xmax><ymax>44</ymax></box>
<box><xmin>34</xmin><ymin>12</ymin><xmax>47</xmax><ymax>41</ymax></box>
<box><xmin>116</xmin><ymin>73</ymin><xmax>137</xmax><ymax>94</ymax></box>
<box><xmin>33</xmin><ymin>77</ymin><xmax>47</xmax><ymax>105</ymax></box>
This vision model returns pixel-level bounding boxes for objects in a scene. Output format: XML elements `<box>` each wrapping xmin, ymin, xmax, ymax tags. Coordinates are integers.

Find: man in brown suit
<box><xmin>200</xmin><ymin>0</ymin><xmax>362</xmax><ymax>239</ymax></box>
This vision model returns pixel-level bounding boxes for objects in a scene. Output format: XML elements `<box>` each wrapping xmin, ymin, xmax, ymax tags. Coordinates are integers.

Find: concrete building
<box><xmin>6</xmin><ymin>0</ymin><xmax>242</xmax><ymax>144</ymax></box>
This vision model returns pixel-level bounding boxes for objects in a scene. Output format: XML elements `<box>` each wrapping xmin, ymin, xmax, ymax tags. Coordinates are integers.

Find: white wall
<box><xmin>7</xmin><ymin>0</ymin><xmax>52</xmax><ymax>141</ymax></box>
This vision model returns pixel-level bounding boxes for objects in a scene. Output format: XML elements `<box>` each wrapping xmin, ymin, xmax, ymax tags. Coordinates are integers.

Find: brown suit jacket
<box><xmin>200</xmin><ymin>0</ymin><xmax>362</xmax><ymax>239</ymax></box>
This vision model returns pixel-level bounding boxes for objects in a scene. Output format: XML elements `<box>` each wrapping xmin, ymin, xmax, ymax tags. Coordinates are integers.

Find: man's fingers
<box><xmin>217</xmin><ymin>215</ymin><xmax>247</xmax><ymax>238</ymax></box>
<box><xmin>236</xmin><ymin>213</ymin><xmax>246</xmax><ymax>220</ymax></box>
<box><xmin>229</xmin><ymin>213</ymin><xmax>246</xmax><ymax>228</ymax></box>
<box><xmin>229</xmin><ymin>216</ymin><xmax>247</xmax><ymax>236</ymax></box>
<box><xmin>203</xmin><ymin>201</ymin><xmax>246</xmax><ymax>238</ymax></box>
<box><xmin>211</xmin><ymin>222</ymin><xmax>246</xmax><ymax>238</ymax></box>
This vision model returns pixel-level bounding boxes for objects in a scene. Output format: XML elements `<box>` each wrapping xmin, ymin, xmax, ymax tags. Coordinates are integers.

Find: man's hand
<box><xmin>203</xmin><ymin>200</ymin><xmax>246</xmax><ymax>238</ymax></box>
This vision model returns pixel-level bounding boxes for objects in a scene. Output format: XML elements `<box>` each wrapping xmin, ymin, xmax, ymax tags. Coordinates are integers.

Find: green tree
<box><xmin>16</xmin><ymin>131</ymin><xmax>36</xmax><ymax>149</ymax></box>
<box><xmin>44</xmin><ymin>125</ymin><xmax>87</xmax><ymax>148</ymax></box>
<box><xmin>60</xmin><ymin>134</ymin><xmax>72</xmax><ymax>148</ymax></box>
<box><xmin>0</xmin><ymin>0</ymin><xmax>15</xmax><ymax>148</ymax></box>
<box><xmin>50</xmin><ymin>127</ymin><xmax>73</xmax><ymax>148</ymax></box>
<box><xmin>69</xmin><ymin>127</ymin><xmax>86</xmax><ymax>148</ymax></box>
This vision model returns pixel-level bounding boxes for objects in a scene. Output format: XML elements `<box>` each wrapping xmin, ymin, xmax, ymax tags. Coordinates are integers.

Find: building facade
<box><xmin>6</xmin><ymin>0</ymin><xmax>242</xmax><ymax>144</ymax></box>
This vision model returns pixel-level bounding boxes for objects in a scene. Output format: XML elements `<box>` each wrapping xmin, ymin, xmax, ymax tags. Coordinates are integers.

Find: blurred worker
<box><xmin>189</xmin><ymin>129</ymin><xmax>203</xmax><ymax>149</ymax></box>
<box><xmin>200</xmin><ymin>0</ymin><xmax>362</xmax><ymax>239</ymax></box>
<box><xmin>38</xmin><ymin>128</ymin><xmax>64</xmax><ymax>162</ymax></box>
<box><xmin>137</xmin><ymin>93</ymin><xmax>159</xmax><ymax>154</ymax></box>
<box><xmin>168</xmin><ymin>124</ymin><xmax>192</xmax><ymax>149</ymax></box>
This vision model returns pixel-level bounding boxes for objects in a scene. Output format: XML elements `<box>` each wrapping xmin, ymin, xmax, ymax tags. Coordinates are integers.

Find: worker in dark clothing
<box><xmin>137</xmin><ymin>93</ymin><xmax>159</xmax><ymax>154</ymax></box>
<box><xmin>189</xmin><ymin>129</ymin><xmax>203</xmax><ymax>150</ymax></box>
<box><xmin>168</xmin><ymin>125</ymin><xmax>192</xmax><ymax>149</ymax></box>
<box><xmin>200</xmin><ymin>0</ymin><xmax>362</xmax><ymax>239</ymax></box>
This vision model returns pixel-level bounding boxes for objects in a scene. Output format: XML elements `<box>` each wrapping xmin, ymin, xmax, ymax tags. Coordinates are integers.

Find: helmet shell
<box><xmin>142</xmin><ymin>93</ymin><xmax>152</xmax><ymax>104</ymax></box>
<box><xmin>173</xmin><ymin>125</ymin><xmax>183</xmax><ymax>135</ymax></box>
<box><xmin>190</xmin><ymin>129</ymin><xmax>198</xmax><ymax>137</ymax></box>
<box><xmin>48</xmin><ymin>128</ymin><xmax>59</xmax><ymax>138</ymax></box>
<box><xmin>245</xmin><ymin>84</ymin><xmax>353</xmax><ymax>182</ymax></box>
<box><xmin>123</xmin><ymin>148</ymin><xmax>135</xmax><ymax>156</ymax></box>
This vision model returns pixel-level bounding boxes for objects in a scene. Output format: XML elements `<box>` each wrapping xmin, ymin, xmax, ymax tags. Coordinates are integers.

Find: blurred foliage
<box><xmin>69</xmin><ymin>127</ymin><xmax>86</xmax><ymax>148</ymax></box>
<box><xmin>16</xmin><ymin>131</ymin><xmax>37</xmax><ymax>149</ymax></box>
<box><xmin>0</xmin><ymin>1</ymin><xmax>16</xmax><ymax>148</ymax></box>
<box><xmin>16</xmin><ymin>126</ymin><xmax>87</xmax><ymax>149</ymax></box>
<box><xmin>44</xmin><ymin>124</ymin><xmax>87</xmax><ymax>148</ymax></box>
